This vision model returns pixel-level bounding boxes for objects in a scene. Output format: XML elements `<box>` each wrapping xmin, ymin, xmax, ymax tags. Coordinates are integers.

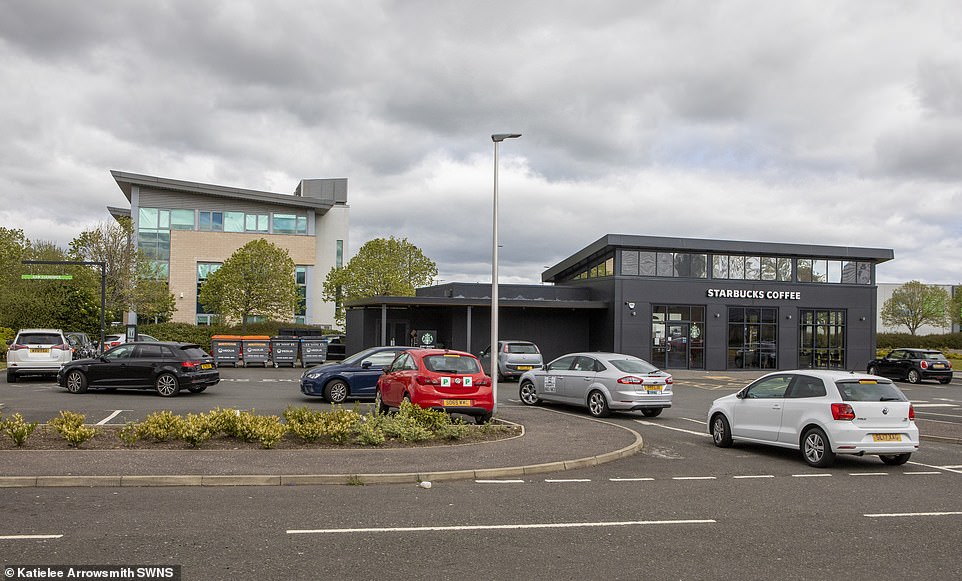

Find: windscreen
<box><xmin>423</xmin><ymin>354</ymin><xmax>482</xmax><ymax>374</ymax></box>
<box><xmin>608</xmin><ymin>358</ymin><xmax>659</xmax><ymax>374</ymax></box>
<box><xmin>836</xmin><ymin>380</ymin><xmax>907</xmax><ymax>402</ymax></box>
<box><xmin>506</xmin><ymin>343</ymin><xmax>539</xmax><ymax>354</ymax></box>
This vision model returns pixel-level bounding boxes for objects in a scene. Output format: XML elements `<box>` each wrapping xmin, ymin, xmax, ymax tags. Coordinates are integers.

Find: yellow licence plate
<box><xmin>201</xmin><ymin>363</ymin><xmax>213</xmax><ymax>370</ymax></box>
<box><xmin>443</xmin><ymin>399</ymin><xmax>472</xmax><ymax>407</ymax></box>
<box><xmin>31</xmin><ymin>348</ymin><xmax>50</xmax><ymax>353</ymax></box>
<box><xmin>645</xmin><ymin>385</ymin><xmax>663</xmax><ymax>392</ymax></box>
<box><xmin>516</xmin><ymin>366</ymin><xmax>532</xmax><ymax>371</ymax></box>
<box><xmin>872</xmin><ymin>434</ymin><xmax>902</xmax><ymax>442</ymax></box>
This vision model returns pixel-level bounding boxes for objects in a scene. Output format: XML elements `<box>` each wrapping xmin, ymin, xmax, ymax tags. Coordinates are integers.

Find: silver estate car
<box><xmin>518</xmin><ymin>352</ymin><xmax>672</xmax><ymax>418</ymax></box>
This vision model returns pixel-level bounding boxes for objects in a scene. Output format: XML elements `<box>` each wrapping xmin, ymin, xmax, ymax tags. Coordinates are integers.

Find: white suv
<box><xmin>6</xmin><ymin>328</ymin><xmax>73</xmax><ymax>383</ymax></box>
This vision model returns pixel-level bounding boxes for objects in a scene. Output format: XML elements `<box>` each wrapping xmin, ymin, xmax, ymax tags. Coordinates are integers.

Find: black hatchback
<box><xmin>57</xmin><ymin>342</ymin><xmax>220</xmax><ymax>397</ymax></box>
<box><xmin>867</xmin><ymin>348</ymin><xmax>953</xmax><ymax>385</ymax></box>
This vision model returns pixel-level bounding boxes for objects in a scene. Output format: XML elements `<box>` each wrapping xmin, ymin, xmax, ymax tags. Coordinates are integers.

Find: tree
<box><xmin>197</xmin><ymin>239</ymin><xmax>299</xmax><ymax>331</ymax></box>
<box><xmin>68</xmin><ymin>219</ymin><xmax>139</xmax><ymax>322</ymax></box>
<box><xmin>950</xmin><ymin>287</ymin><xmax>962</xmax><ymax>329</ymax></box>
<box><xmin>880</xmin><ymin>280</ymin><xmax>950</xmax><ymax>335</ymax></box>
<box><xmin>131</xmin><ymin>262</ymin><xmax>177</xmax><ymax>323</ymax></box>
<box><xmin>322</xmin><ymin>237</ymin><xmax>438</xmax><ymax>326</ymax></box>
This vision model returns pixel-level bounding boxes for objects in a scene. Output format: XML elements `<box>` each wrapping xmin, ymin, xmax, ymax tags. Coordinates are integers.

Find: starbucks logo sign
<box><xmin>420</xmin><ymin>332</ymin><xmax>435</xmax><ymax>345</ymax></box>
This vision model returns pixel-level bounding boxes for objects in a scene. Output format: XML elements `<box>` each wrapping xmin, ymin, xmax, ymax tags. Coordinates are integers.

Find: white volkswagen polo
<box><xmin>707</xmin><ymin>370</ymin><xmax>919</xmax><ymax>468</ymax></box>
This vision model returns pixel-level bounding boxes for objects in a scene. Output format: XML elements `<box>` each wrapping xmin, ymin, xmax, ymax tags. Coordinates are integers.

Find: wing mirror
<box><xmin>735</xmin><ymin>388</ymin><xmax>747</xmax><ymax>399</ymax></box>
<box><xmin>361</xmin><ymin>361</ymin><xmax>372</xmax><ymax>369</ymax></box>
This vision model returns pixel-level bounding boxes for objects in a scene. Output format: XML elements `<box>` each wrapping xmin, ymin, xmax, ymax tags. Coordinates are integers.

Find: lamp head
<box><xmin>492</xmin><ymin>133</ymin><xmax>522</xmax><ymax>142</ymax></box>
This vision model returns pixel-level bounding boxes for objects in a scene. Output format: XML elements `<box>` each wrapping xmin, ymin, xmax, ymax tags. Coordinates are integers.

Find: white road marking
<box><xmin>904</xmin><ymin>472</ymin><xmax>941</xmax><ymax>475</ymax></box>
<box><xmin>474</xmin><ymin>479</ymin><xmax>525</xmax><ymax>484</ymax></box>
<box><xmin>0</xmin><ymin>534</ymin><xmax>63</xmax><ymax>540</ymax></box>
<box><xmin>672</xmin><ymin>476</ymin><xmax>716</xmax><ymax>480</ymax></box>
<box><xmin>864</xmin><ymin>512</ymin><xmax>962</xmax><ymax>518</ymax></box>
<box><xmin>287</xmin><ymin>519</ymin><xmax>716</xmax><ymax>535</ymax></box>
<box><xmin>849</xmin><ymin>473</ymin><xmax>888</xmax><ymax>477</ymax></box>
<box><xmin>609</xmin><ymin>478</ymin><xmax>655</xmax><ymax>482</ymax></box>
<box><xmin>733</xmin><ymin>475</ymin><xmax>775</xmax><ymax>479</ymax></box>
<box><xmin>912</xmin><ymin>403</ymin><xmax>957</xmax><ymax>408</ymax></box>
<box><xmin>907</xmin><ymin>461</ymin><xmax>962</xmax><ymax>474</ymax></box>
<box><xmin>545</xmin><ymin>479</ymin><xmax>591</xmax><ymax>483</ymax></box>
<box><xmin>913</xmin><ymin>411</ymin><xmax>962</xmax><ymax>419</ymax></box>
<box><xmin>792</xmin><ymin>474</ymin><xmax>832</xmax><ymax>478</ymax></box>
<box><xmin>95</xmin><ymin>410</ymin><xmax>127</xmax><ymax>425</ymax></box>
<box><xmin>680</xmin><ymin>417</ymin><xmax>707</xmax><ymax>425</ymax></box>
<box><xmin>636</xmin><ymin>420</ymin><xmax>711</xmax><ymax>438</ymax></box>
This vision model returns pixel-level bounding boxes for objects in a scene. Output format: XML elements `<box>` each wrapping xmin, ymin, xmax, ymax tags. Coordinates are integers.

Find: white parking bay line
<box><xmin>672</xmin><ymin>476</ymin><xmax>716</xmax><ymax>480</ymax></box>
<box><xmin>904</xmin><ymin>472</ymin><xmax>941</xmax><ymax>475</ymax></box>
<box><xmin>792</xmin><ymin>474</ymin><xmax>832</xmax><ymax>478</ymax></box>
<box><xmin>864</xmin><ymin>512</ymin><xmax>962</xmax><ymax>518</ymax></box>
<box><xmin>907</xmin><ymin>462</ymin><xmax>962</xmax><ymax>474</ymax></box>
<box><xmin>681</xmin><ymin>417</ymin><xmax>707</xmax><ymax>425</ymax></box>
<box><xmin>96</xmin><ymin>410</ymin><xmax>127</xmax><ymax>425</ymax></box>
<box><xmin>635</xmin><ymin>420</ymin><xmax>711</xmax><ymax>438</ymax></box>
<box><xmin>0</xmin><ymin>534</ymin><xmax>63</xmax><ymax>540</ymax></box>
<box><xmin>545</xmin><ymin>479</ymin><xmax>591</xmax><ymax>483</ymax></box>
<box><xmin>474</xmin><ymin>479</ymin><xmax>526</xmax><ymax>484</ymax></box>
<box><xmin>733</xmin><ymin>475</ymin><xmax>775</xmax><ymax>479</ymax></box>
<box><xmin>287</xmin><ymin>519</ymin><xmax>716</xmax><ymax>535</ymax></box>
<box><xmin>609</xmin><ymin>478</ymin><xmax>655</xmax><ymax>482</ymax></box>
<box><xmin>849</xmin><ymin>473</ymin><xmax>888</xmax><ymax>477</ymax></box>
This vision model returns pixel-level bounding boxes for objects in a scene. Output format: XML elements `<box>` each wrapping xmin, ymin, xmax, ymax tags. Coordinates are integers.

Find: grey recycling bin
<box><xmin>210</xmin><ymin>337</ymin><xmax>241</xmax><ymax>368</ymax></box>
<box><xmin>270</xmin><ymin>336</ymin><xmax>300</xmax><ymax>368</ymax></box>
<box><xmin>300</xmin><ymin>337</ymin><xmax>329</xmax><ymax>367</ymax></box>
<box><xmin>242</xmin><ymin>338</ymin><xmax>271</xmax><ymax>367</ymax></box>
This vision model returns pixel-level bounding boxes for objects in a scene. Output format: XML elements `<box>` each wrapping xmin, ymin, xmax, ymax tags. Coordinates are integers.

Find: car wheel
<box><xmin>6</xmin><ymin>369</ymin><xmax>17</xmax><ymax>383</ymax></box>
<box><xmin>324</xmin><ymin>380</ymin><xmax>349</xmax><ymax>404</ymax></box>
<box><xmin>641</xmin><ymin>408</ymin><xmax>662</xmax><ymax>418</ymax></box>
<box><xmin>518</xmin><ymin>381</ymin><xmax>541</xmax><ymax>405</ymax></box>
<box><xmin>939</xmin><ymin>377</ymin><xmax>952</xmax><ymax>385</ymax></box>
<box><xmin>475</xmin><ymin>413</ymin><xmax>492</xmax><ymax>425</ymax></box>
<box><xmin>801</xmin><ymin>427</ymin><xmax>836</xmax><ymax>468</ymax></box>
<box><xmin>187</xmin><ymin>386</ymin><xmax>207</xmax><ymax>394</ymax></box>
<box><xmin>867</xmin><ymin>365</ymin><xmax>878</xmax><ymax>376</ymax></box>
<box><xmin>586</xmin><ymin>390</ymin><xmax>610</xmax><ymax>418</ymax></box>
<box><xmin>155</xmin><ymin>373</ymin><xmax>181</xmax><ymax>397</ymax></box>
<box><xmin>879</xmin><ymin>453</ymin><xmax>911</xmax><ymax>466</ymax></box>
<box><xmin>907</xmin><ymin>369</ymin><xmax>921</xmax><ymax>384</ymax></box>
<box><xmin>65</xmin><ymin>370</ymin><xmax>88</xmax><ymax>394</ymax></box>
<box><xmin>710</xmin><ymin>413</ymin><xmax>733</xmax><ymax>448</ymax></box>
<box><xmin>374</xmin><ymin>389</ymin><xmax>390</xmax><ymax>414</ymax></box>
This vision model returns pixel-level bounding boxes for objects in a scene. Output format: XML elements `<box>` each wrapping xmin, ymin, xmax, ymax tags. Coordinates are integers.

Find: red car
<box><xmin>375</xmin><ymin>348</ymin><xmax>494</xmax><ymax>424</ymax></box>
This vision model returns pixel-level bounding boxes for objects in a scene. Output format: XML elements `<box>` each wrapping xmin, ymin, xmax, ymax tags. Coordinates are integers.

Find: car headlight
<box><xmin>303</xmin><ymin>369</ymin><xmax>323</xmax><ymax>379</ymax></box>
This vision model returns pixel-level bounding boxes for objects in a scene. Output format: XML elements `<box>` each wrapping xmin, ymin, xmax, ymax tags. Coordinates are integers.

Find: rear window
<box><xmin>16</xmin><ymin>333</ymin><xmax>62</xmax><ymax>345</ymax></box>
<box><xmin>836</xmin><ymin>380</ymin><xmax>907</xmax><ymax>402</ymax></box>
<box><xmin>919</xmin><ymin>352</ymin><xmax>946</xmax><ymax>360</ymax></box>
<box><xmin>608</xmin><ymin>358</ymin><xmax>659</xmax><ymax>374</ymax></box>
<box><xmin>506</xmin><ymin>343</ymin><xmax>539</xmax><ymax>354</ymax></box>
<box><xmin>423</xmin><ymin>354</ymin><xmax>482</xmax><ymax>374</ymax></box>
<box><xmin>179</xmin><ymin>346</ymin><xmax>210</xmax><ymax>359</ymax></box>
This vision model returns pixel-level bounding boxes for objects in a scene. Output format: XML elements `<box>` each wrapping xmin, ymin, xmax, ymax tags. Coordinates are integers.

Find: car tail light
<box><xmin>920</xmin><ymin>360</ymin><xmax>928</xmax><ymax>369</ymax></box>
<box><xmin>831</xmin><ymin>403</ymin><xmax>856</xmax><ymax>421</ymax></box>
<box><xmin>909</xmin><ymin>404</ymin><xmax>915</xmax><ymax>420</ymax></box>
<box><xmin>617</xmin><ymin>376</ymin><xmax>644</xmax><ymax>384</ymax></box>
<box><xmin>7</xmin><ymin>343</ymin><xmax>26</xmax><ymax>351</ymax></box>
<box><xmin>947</xmin><ymin>361</ymin><xmax>953</xmax><ymax>369</ymax></box>
<box><xmin>181</xmin><ymin>361</ymin><xmax>202</xmax><ymax>372</ymax></box>
<box><xmin>475</xmin><ymin>377</ymin><xmax>491</xmax><ymax>386</ymax></box>
<box><xmin>416</xmin><ymin>375</ymin><xmax>440</xmax><ymax>386</ymax></box>
<box><xmin>52</xmin><ymin>343</ymin><xmax>70</xmax><ymax>351</ymax></box>
<box><xmin>665</xmin><ymin>376</ymin><xmax>673</xmax><ymax>385</ymax></box>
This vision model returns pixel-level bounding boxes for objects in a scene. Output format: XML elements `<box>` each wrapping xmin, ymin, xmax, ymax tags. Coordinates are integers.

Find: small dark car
<box><xmin>65</xmin><ymin>332</ymin><xmax>96</xmax><ymax>360</ymax></box>
<box><xmin>300</xmin><ymin>346</ymin><xmax>409</xmax><ymax>403</ymax></box>
<box><xmin>57</xmin><ymin>342</ymin><xmax>220</xmax><ymax>397</ymax></box>
<box><xmin>867</xmin><ymin>348</ymin><xmax>953</xmax><ymax>385</ymax></box>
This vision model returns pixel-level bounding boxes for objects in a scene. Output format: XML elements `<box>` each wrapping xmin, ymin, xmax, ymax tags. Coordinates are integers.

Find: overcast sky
<box><xmin>2</xmin><ymin>0</ymin><xmax>960</xmax><ymax>285</ymax></box>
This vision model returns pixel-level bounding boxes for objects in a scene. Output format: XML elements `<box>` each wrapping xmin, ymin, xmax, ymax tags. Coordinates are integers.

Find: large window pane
<box><xmin>729</xmin><ymin>255</ymin><xmax>745</xmax><ymax>279</ymax></box>
<box><xmin>744</xmin><ymin>256</ymin><xmax>760</xmax><ymax>280</ymax></box>
<box><xmin>712</xmin><ymin>255</ymin><xmax>729</xmax><ymax>279</ymax></box>
<box><xmin>296</xmin><ymin>216</ymin><xmax>307</xmax><ymax>234</ymax></box>
<box><xmin>827</xmin><ymin>261</ymin><xmax>841</xmax><ymax>283</ymax></box>
<box><xmin>777</xmin><ymin>258</ymin><xmax>793</xmax><ymax>282</ymax></box>
<box><xmin>673</xmin><ymin>253</ymin><xmax>691</xmax><ymax>277</ymax></box>
<box><xmin>170</xmin><ymin>209</ymin><xmax>195</xmax><ymax>230</ymax></box>
<box><xmin>760</xmin><ymin>257</ymin><xmax>777</xmax><ymax>280</ymax></box>
<box><xmin>857</xmin><ymin>262</ymin><xmax>872</xmax><ymax>284</ymax></box>
<box><xmin>139</xmin><ymin>208</ymin><xmax>158</xmax><ymax>229</ymax></box>
<box><xmin>225</xmin><ymin>212</ymin><xmax>245</xmax><ymax>232</ymax></box>
<box><xmin>621</xmin><ymin>251</ymin><xmax>639</xmax><ymax>276</ymax></box>
<box><xmin>656</xmin><ymin>252</ymin><xmax>673</xmax><ymax>277</ymax></box>
<box><xmin>639</xmin><ymin>252</ymin><xmax>656</xmax><ymax>276</ymax></box>
<box><xmin>812</xmin><ymin>260</ymin><xmax>827</xmax><ymax>283</ymax></box>
<box><xmin>691</xmin><ymin>254</ymin><xmax>707</xmax><ymax>278</ymax></box>
<box><xmin>797</xmin><ymin>259</ymin><xmax>812</xmax><ymax>282</ymax></box>
<box><xmin>272</xmin><ymin>214</ymin><xmax>297</xmax><ymax>234</ymax></box>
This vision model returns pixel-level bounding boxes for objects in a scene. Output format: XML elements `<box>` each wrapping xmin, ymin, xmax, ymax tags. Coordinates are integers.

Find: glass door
<box><xmin>666</xmin><ymin>322</ymin><xmax>689</xmax><ymax>368</ymax></box>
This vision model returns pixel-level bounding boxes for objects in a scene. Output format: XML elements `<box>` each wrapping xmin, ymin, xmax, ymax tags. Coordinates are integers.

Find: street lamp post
<box><xmin>491</xmin><ymin>132</ymin><xmax>521</xmax><ymax>415</ymax></box>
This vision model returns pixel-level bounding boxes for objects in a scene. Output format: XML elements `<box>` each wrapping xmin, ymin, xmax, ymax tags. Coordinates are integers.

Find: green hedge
<box><xmin>876</xmin><ymin>332</ymin><xmax>962</xmax><ymax>351</ymax></box>
<box><xmin>111</xmin><ymin>322</ymin><xmax>343</xmax><ymax>352</ymax></box>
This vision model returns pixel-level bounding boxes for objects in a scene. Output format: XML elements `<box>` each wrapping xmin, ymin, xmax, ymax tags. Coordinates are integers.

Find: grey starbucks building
<box><xmin>345</xmin><ymin>235</ymin><xmax>893</xmax><ymax>372</ymax></box>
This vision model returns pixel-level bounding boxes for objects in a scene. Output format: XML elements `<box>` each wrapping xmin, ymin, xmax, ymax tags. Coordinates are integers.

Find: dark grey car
<box><xmin>479</xmin><ymin>340</ymin><xmax>544</xmax><ymax>381</ymax></box>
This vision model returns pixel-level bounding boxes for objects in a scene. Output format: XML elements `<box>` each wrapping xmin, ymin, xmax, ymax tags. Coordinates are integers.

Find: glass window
<box><xmin>225</xmin><ymin>211</ymin><xmax>245</xmax><ymax>232</ymax></box>
<box><xmin>760</xmin><ymin>257</ymin><xmax>777</xmax><ymax>281</ymax></box>
<box><xmin>673</xmin><ymin>253</ymin><xmax>691</xmax><ymax>277</ymax></box>
<box><xmin>712</xmin><ymin>255</ymin><xmax>729</xmax><ymax>279</ymax></box>
<box><xmin>158</xmin><ymin>209</ymin><xmax>170</xmax><ymax>229</ymax></box>
<box><xmin>170</xmin><ymin>209</ymin><xmax>195</xmax><ymax>230</ymax></box>
<box><xmin>139</xmin><ymin>208</ymin><xmax>158</xmax><ymax>229</ymax></box>
<box><xmin>841</xmin><ymin>261</ymin><xmax>857</xmax><ymax>284</ymax></box>
<box><xmin>827</xmin><ymin>261</ymin><xmax>841</xmax><ymax>283</ymax></box>
<box><xmin>296</xmin><ymin>216</ymin><xmax>308</xmax><ymax>234</ymax></box>
<box><xmin>656</xmin><ymin>252</ymin><xmax>673</xmax><ymax>277</ymax></box>
<box><xmin>272</xmin><ymin>214</ymin><xmax>297</xmax><ymax>234</ymax></box>
<box><xmin>744</xmin><ymin>256</ymin><xmax>760</xmax><ymax>280</ymax></box>
<box><xmin>691</xmin><ymin>254</ymin><xmax>707</xmax><ymax>278</ymax></box>
<box><xmin>621</xmin><ymin>251</ymin><xmax>639</xmax><ymax>276</ymax></box>
<box><xmin>639</xmin><ymin>251</ymin><xmax>656</xmax><ymax>276</ymax></box>
<box><xmin>857</xmin><ymin>262</ymin><xmax>872</xmax><ymax>284</ymax></box>
<box><xmin>797</xmin><ymin>259</ymin><xmax>813</xmax><ymax>282</ymax></box>
<box><xmin>245</xmin><ymin>214</ymin><xmax>269</xmax><ymax>232</ymax></box>
<box><xmin>745</xmin><ymin>375</ymin><xmax>792</xmax><ymax>399</ymax></box>
<box><xmin>777</xmin><ymin>258</ymin><xmax>792</xmax><ymax>282</ymax></box>
<box><xmin>729</xmin><ymin>255</ymin><xmax>745</xmax><ymax>279</ymax></box>
<box><xmin>199</xmin><ymin>211</ymin><xmax>223</xmax><ymax>231</ymax></box>
<box><xmin>812</xmin><ymin>260</ymin><xmax>827</xmax><ymax>283</ymax></box>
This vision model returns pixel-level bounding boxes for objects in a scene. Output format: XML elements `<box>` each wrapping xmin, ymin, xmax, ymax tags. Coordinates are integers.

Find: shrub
<box><xmin>397</xmin><ymin>402</ymin><xmax>452</xmax><ymax>431</ymax></box>
<box><xmin>321</xmin><ymin>407</ymin><xmax>362</xmax><ymax>444</ymax></box>
<box><xmin>117</xmin><ymin>422</ymin><xmax>140</xmax><ymax>446</ymax></box>
<box><xmin>355</xmin><ymin>414</ymin><xmax>386</xmax><ymax>446</ymax></box>
<box><xmin>138</xmin><ymin>410</ymin><xmax>186</xmax><ymax>442</ymax></box>
<box><xmin>178</xmin><ymin>413</ymin><xmax>215</xmax><ymax>448</ymax></box>
<box><xmin>204</xmin><ymin>408</ymin><xmax>244</xmax><ymax>437</ymax></box>
<box><xmin>48</xmin><ymin>411</ymin><xmax>98</xmax><ymax>448</ymax></box>
<box><xmin>2</xmin><ymin>412</ymin><xmax>39</xmax><ymax>447</ymax></box>
<box><xmin>381</xmin><ymin>411</ymin><xmax>432</xmax><ymax>443</ymax></box>
<box><xmin>435</xmin><ymin>421</ymin><xmax>472</xmax><ymax>441</ymax></box>
<box><xmin>235</xmin><ymin>412</ymin><xmax>287</xmax><ymax>449</ymax></box>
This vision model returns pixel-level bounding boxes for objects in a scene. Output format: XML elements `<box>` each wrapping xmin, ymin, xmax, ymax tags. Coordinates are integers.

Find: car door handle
<box><xmin>772</xmin><ymin>404</ymin><xmax>781</xmax><ymax>409</ymax></box>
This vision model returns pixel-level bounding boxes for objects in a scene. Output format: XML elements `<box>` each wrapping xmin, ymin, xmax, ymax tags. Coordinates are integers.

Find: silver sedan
<box><xmin>518</xmin><ymin>352</ymin><xmax>672</xmax><ymax>418</ymax></box>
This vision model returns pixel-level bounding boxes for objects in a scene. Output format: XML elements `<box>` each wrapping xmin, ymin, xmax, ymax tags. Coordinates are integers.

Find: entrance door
<box><xmin>666</xmin><ymin>323</ymin><xmax>689</xmax><ymax>369</ymax></box>
<box><xmin>387</xmin><ymin>322</ymin><xmax>410</xmax><ymax>347</ymax></box>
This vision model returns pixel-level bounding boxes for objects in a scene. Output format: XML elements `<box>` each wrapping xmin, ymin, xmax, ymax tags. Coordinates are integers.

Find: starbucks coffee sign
<box><xmin>707</xmin><ymin>289</ymin><xmax>801</xmax><ymax>300</ymax></box>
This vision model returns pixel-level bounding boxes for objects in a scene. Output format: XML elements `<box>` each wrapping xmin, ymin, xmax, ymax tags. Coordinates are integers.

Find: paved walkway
<box><xmin>0</xmin><ymin>405</ymin><xmax>642</xmax><ymax>487</ymax></box>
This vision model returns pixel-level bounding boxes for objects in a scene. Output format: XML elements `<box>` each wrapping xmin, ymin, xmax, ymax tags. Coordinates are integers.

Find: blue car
<box><xmin>300</xmin><ymin>346</ymin><xmax>409</xmax><ymax>403</ymax></box>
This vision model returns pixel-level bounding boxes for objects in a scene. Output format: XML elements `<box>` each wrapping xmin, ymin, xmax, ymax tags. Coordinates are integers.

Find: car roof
<box><xmin>17</xmin><ymin>328</ymin><xmax>64</xmax><ymax>334</ymax></box>
<box><xmin>895</xmin><ymin>348</ymin><xmax>942</xmax><ymax>353</ymax></box>
<box><xmin>759</xmin><ymin>369</ymin><xmax>892</xmax><ymax>382</ymax></box>
<box><xmin>408</xmin><ymin>348</ymin><xmax>477</xmax><ymax>358</ymax></box>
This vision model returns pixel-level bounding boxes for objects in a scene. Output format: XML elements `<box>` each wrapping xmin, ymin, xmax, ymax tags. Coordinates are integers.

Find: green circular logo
<box><xmin>420</xmin><ymin>332</ymin><xmax>435</xmax><ymax>345</ymax></box>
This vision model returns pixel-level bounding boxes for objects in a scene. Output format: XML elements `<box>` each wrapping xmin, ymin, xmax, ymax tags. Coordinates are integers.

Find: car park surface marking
<box><xmin>609</xmin><ymin>477</ymin><xmax>655</xmax><ymax>482</ymax></box>
<box><xmin>680</xmin><ymin>417</ymin><xmax>707</xmax><ymax>425</ymax></box>
<box><xmin>912</xmin><ymin>403</ymin><xmax>957</xmax><ymax>408</ymax></box>
<box><xmin>544</xmin><ymin>479</ymin><xmax>591</xmax><ymax>483</ymax></box>
<box><xmin>0</xmin><ymin>534</ymin><xmax>62</xmax><ymax>540</ymax></box>
<box><xmin>672</xmin><ymin>476</ymin><xmax>716</xmax><ymax>480</ymax></box>
<box><xmin>95</xmin><ymin>410</ymin><xmax>127</xmax><ymax>425</ymax></box>
<box><xmin>287</xmin><ymin>519</ymin><xmax>717</xmax><ymax>535</ymax></box>
<box><xmin>904</xmin><ymin>471</ymin><xmax>942</xmax><ymax>475</ymax></box>
<box><xmin>848</xmin><ymin>472</ymin><xmax>888</xmax><ymax>477</ymax></box>
<box><xmin>474</xmin><ymin>479</ymin><xmax>525</xmax><ymax>484</ymax></box>
<box><xmin>863</xmin><ymin>512</ymin><xmax>962</xmax><ymax>518</ymax></box>
<box><xmin>635</xmin><ymin>420</ymin><xmax>710</xmax><ymax>438</ymax></box>
<box><xmin>733</xmin><ymin>475</ymin><xmax>775</xmax><ymax>479</ymax></box>
<box><xmin>792</xmin><ymin>473</ymin><xmax>832</xmax><ymax>478</ymax></box>
<box><xmin>907</xmin><ymin>461</ymin><xmax>962</xmax><ymax>474</ymax></box>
